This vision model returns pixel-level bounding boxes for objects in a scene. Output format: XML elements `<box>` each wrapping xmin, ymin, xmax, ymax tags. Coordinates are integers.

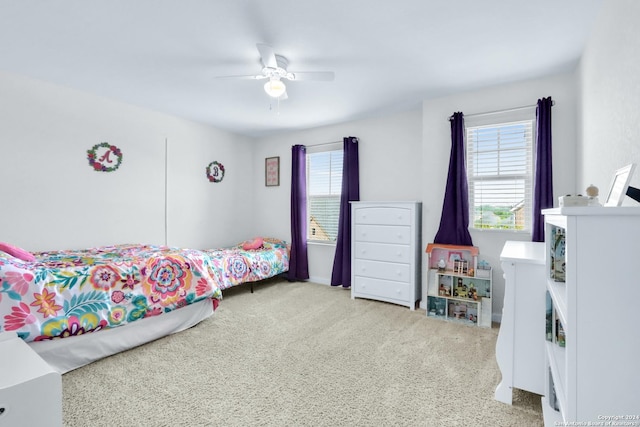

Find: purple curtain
<box><xmin>331</xmin><ymin>137</ymin><xmax>360</xmax><ymax>288</ymax></box>
<box><xmin>288</xmin><ymin>145</ymin><xmax>309</xmax><ymax>281</ymax></box>
<box><xmin>532</xmin><ymin>97</ymin><xmax>554</xmax><ymax>242</ymax></box>
<box><xmin>434</xmin><ymin>112</ymin><xmax>473</xmax><ymax>246</ymax></box>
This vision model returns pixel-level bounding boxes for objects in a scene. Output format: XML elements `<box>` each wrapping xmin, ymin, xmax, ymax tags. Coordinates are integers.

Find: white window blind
<box><xmin>466</xmin><ymin>120</ymin><xmax>533</xmax><ymax>231</ymax></box>
<box><xmin>307</xmin><ymin>148</ymin><xmax>343</xmax><ymax>241</ymax></box>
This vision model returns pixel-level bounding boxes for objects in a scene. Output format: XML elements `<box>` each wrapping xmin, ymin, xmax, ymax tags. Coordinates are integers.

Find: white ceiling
<box><xmin>0</xmin><ymin>0</ymin><xmax>603</xmax><ymax>138</ymax></box>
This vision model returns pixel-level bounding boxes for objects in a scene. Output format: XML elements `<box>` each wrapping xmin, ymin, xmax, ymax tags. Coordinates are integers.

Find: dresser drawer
<box><xmin>353</xmin><ymin>242</ymin><xmax>411</xmax><ymax>263</ymax></box>
<box><xmin>353</xmin><ymin>276</ymin><xmax>411</xmax><ymax>301</ymax></box>
<box><xmin>353</xmin><ymin>224</ymin><xmax>411</xmax><ymax>244</ymax></box>
<box><xmin>353</xmin><ymin>259</ymin><xmax>410</xmax><ymax>283</ymax></box>
<box><xmin>353</xmin><ymin>206</ymin><xmax>412</xmax><ymax>226</ymax></box>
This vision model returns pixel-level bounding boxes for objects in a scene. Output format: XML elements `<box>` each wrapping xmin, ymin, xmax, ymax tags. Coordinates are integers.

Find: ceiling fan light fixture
<box><xmin>264</xmin><ymin>78</ymin><xmax>286</xmax><ymax>98</ymax></box>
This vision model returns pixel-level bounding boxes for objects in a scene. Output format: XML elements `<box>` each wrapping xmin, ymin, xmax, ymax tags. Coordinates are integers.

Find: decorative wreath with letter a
<box><xmin>206</xmin><ymin>161</ymin><xmax>225</xmax><ymax>183</ymax></box>
<box><xmin>87</xmin><ymin>142</ymin><xmax>123</xmax><ymax>172</ymax></box>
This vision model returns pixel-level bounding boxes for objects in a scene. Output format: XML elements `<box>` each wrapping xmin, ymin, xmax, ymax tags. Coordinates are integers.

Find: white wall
<box><xmin>0</xmin><ymin>71</ymin><xmax>253</xmax><ymax>251</ymax></box>
<box><xmin>165</xmin><ymin>126</ymin><xmax>254</xmax><ymax>249</ymax></box>
<box><xmin>578</xmin><ymin>0</ymin><xmax>640</xmax><ymax>197</ymax></box>
<box><xmin>7</xmin><ymin>8</ymin><xmax>634</xmax><ymax>322</ymax></box>
<box><xmin>250</xmin><ymin>73</ymin><xmax>580</xmax><ymax>317</ymax></box>
<box><xmin>252</xmin><ymin>109</ymin><xmax>423</xmax><ymax>284</ymax></box>
<box><xmin>421</xmin><ymin>73</ymin><xmax>578</xmax><ymax>320</ymax></box>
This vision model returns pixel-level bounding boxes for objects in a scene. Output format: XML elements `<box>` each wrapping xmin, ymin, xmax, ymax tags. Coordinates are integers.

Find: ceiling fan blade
<box><xmin>256</xmin><ymin>43</ymin><xmax>277</xmax><ymax>69</ymax></box>
<box><xmin>288</xmin><ymin>71</ymin><xmax>335</xmax><ymax>81</ymax></box>
<box><xmin>215</xmin><ymin>74</ymin><xmax>267</xmax><ymax>80</ymax></box>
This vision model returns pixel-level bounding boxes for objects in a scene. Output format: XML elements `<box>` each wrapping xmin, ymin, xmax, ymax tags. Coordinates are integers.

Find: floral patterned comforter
<box><xmin>204</xmin><ymin>237</ymin><xmax>290</xmax><ymax>290</ymax></box>
<box><xmin>0</xmin><ymin>244</ymin><xmax>222</xmax><ymax>343</ymax></box>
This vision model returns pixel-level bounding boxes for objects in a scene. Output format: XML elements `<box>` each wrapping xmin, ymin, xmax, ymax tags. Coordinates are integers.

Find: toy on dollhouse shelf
<box><xmin>468</xmin><ymin>284</ymin><xmax>478</xmax><ymax>301</ymax></box>
<box><xmin>439</xmin><ymin>284</ymin><xmax>451</xmax><ymax>296</ymax></box>
<box><xmin>476</xmin><ymin>260</ymin><xmax>491</xmax><ymax>278</ymax></box>
<box><xmin>437</xmin><ymin>275</ymin><xmax>452</xmax><ymax>296</ymax></box>
<box><xmin>454</xmin><ymin>278</ymin><xmax>468</xmax><ymax>298</ymax></box>
<box><xmin>454</xmin><ymin>259</ymin><xmax>469</xmax><ymax>275</ymax></box>
<box><xmin>453</xmin><ymin>304</ymin><xmax>466</xmax><ymax>319</ymax></box>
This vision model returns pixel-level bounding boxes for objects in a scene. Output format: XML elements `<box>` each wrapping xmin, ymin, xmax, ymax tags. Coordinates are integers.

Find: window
<box><xmin>466</xmin><ymin>119</ymin><xmax>533</xmax><ymax>231</ymax></box>
<box><xmin>307</xmin><ymin>146</ymin><xmax>343</xmax><ymax>242</ymax></box>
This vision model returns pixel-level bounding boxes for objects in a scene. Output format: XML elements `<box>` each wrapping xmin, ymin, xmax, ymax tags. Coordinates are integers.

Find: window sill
<box><xmin>307</xmin><ymin>240</ymin><xmax>337</xmax><ymax>247</ymax></box>
<box><xmin>471</xmin><ymin>228</ymin><xmax>530</xmax><ymax>234</ymax></box>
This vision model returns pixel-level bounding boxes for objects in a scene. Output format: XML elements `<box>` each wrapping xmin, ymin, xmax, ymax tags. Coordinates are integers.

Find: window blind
<box><xmin>466</xmin><ymin>120</ymin><xmax>533</xmax><ymax>231</ymax></box>
<box><xmin>307</xmin><ymin>149</ymin><xmax>343</xmax><ymax>241</ymax></box>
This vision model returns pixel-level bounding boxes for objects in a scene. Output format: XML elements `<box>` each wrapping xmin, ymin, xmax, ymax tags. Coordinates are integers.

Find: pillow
<box><xmin>0</xmin><ymin>242</ymin><xmax>36</xmax><ymax>262</ymax></box>
<box><xmin>242</xmin><ymin>237</ymin><xmax>264</xmax><ymax>251</ymax></box>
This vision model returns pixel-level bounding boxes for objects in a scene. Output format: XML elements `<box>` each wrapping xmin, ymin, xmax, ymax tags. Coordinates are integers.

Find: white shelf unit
<box><xmin>541</xmin><ymin>207</ymin><xmax>640</xmax><ymax>425</ymax></box>
<box><xmin>495</xmin><ymin>241</ymin><xmax>546</xmax><ymax>405</ymax></box>
<box><xmin>425</xmin><ymin>244</ymin><xmax>492</xmax><ymax>328</ymax></box>
<box><xmin>350</xmin><ymin>201</ymin><xmax>422</xmax><ymax>310</ymax></box>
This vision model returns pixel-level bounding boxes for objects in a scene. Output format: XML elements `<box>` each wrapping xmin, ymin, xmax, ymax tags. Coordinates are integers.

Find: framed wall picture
<box><xmin>265</xmin><ymin>156</ymin><xmax>280</xmax><ymax>186</ymax></box>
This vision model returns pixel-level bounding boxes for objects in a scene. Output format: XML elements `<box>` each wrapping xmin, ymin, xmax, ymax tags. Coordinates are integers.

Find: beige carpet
<box><xmin>62</xmin><ymin>279</ymin><xmax>543</xmax><ymax>426</ymax></box>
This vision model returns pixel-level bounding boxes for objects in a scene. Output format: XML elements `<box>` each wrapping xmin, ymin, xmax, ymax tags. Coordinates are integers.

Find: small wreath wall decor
<box><xmin>87</xmin><ymin>142</ymin><xmax>123</xmax><ymax>172</ymax></box>
<box><xmin>206</xmin><ymin>161</ymin><xmax>225</xmax><ymax>183</ymax></box>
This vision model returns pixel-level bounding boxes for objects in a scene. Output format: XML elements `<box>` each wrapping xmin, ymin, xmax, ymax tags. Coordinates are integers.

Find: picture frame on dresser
<box><xmin>603</xmin><ymin>163</ymin><xmax>635</xmax><ymax>206</ymax></box>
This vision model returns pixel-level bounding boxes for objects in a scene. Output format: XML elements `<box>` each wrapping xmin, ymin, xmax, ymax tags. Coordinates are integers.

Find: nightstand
<box><xmin>0</xmin><ymin>332</ymin><xmax>62</xmax><ymax>426</ymax></box>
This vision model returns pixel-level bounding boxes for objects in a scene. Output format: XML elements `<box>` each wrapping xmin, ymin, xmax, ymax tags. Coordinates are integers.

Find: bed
<box><xmin>0</xmin><ymin>238</ymin><xmax>289</xmax><ymax>373</ymax></box>
<box><xmin>204</xmin><ymin>237</ymin><xmax>290</xmax><ymax>291</ymax></box>
<box><xmin>0</xmin><ymin>243</ymin><xmax>222</xmax><ymax>372</ymax></box>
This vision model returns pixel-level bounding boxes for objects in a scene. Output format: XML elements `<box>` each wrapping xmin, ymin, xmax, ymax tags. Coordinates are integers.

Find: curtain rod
<box><xmin>447</xmin><ymin>101</ymin><xmax>555</xmax><ymax>121</ymax></box>
<box><xmin>292</xmin><ymin>140</ymin><xmax>342</xmax><ymax>148</ymax></box>
<box><xmin>293</xmin><ymin>137</ymin><xmax>359</xmax><ymax>148</ymax></box>
<box><xmin>306</xmin><ymin>140</ymin><xmax>342</xmax><ymax>147</ymax></box>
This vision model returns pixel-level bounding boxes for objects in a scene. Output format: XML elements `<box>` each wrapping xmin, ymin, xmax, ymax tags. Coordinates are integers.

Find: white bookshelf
<box><xmin>541</xmin><ymin>207</ymin><xmax>640</xmax><ymax>425</ymax></box>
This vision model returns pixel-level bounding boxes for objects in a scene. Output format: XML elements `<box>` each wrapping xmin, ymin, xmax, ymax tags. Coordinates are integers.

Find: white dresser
<box><xmin>495</xmin><ymin>241</ymin><xmax>546</xmax><ymax>405</ymax></box>
<box><xmin>350</xmin><ymin>201</ymin><xmax>422</xmax><ymax>310</ymax></box>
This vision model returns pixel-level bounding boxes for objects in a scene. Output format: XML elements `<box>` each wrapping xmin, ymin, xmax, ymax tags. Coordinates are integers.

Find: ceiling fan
<box><xmin>217</xmin><ymin>43</ymin><xmax>335</xmax><ymax>100</ymax></box>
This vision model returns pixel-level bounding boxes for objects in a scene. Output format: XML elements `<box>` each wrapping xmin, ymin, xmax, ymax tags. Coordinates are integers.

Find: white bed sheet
<box><xmin>29</xmin><ymin>299</ymin><xmax>214</xmax><ymax>374</ymax></box>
